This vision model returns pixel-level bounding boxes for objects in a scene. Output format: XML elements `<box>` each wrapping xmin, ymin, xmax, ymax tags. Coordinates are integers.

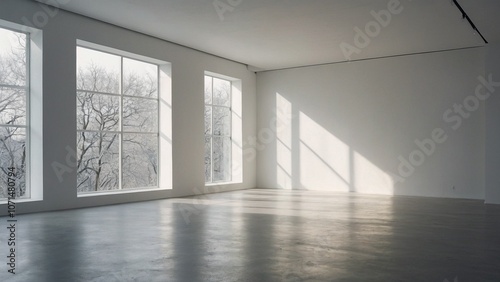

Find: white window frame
<box><xmin>0</xmin><ymin>20</ymin><xmax>43</xmax><ymax>203</ymax></box>
<box><xmin>204</xmin><ymin>72</ymin><xmax>243</xmax><ymax>185</ymax></box>
<box><xmin>77</xmin><ymin>41</ymin><xmax>172</xmax><ymax>196</ymax></box>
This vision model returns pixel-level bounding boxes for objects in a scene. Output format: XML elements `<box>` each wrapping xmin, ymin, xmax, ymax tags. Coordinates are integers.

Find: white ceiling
<box><xmin>36</xmin><ymin>0</ymin><xmax>495</xmax><ymax>71</ymax></box>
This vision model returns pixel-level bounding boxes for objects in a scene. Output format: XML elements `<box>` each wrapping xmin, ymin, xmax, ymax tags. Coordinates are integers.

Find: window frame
<box><xmin>76</xmin><ymin>43</ymin><xmax>164</xmax><ymax>194</ymax></box>
<box><xmin>0</xmin><ymin>24</ymin><xmax>31</xmax><ymax>200</ymax></box>
<box><xmin>0</xmin><ymin>19</ymin><xmax>43</xmax><ymax>203</ymax></box>
<box><xmin>204</xmin><ymin>74</ymin><xmax>233</xmax><ymax>184</ymax></box>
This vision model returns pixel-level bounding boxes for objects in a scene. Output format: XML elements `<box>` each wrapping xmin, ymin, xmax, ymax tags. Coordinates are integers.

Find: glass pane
<box><xmin>77</xmin><ymin>132</ymin><xmax>119</xmax><ymax>192</ymax></box>
<box><xmin>204</xmin><ymin>75</ymin><xmax>212</xmax><ymax>104</ymax></box>
<box><xmin>123</xmin><ymin>97</ymin><xmax>158</xmax><ymax>133</ymax></box>
<box><xmin>122</xmin><ymin>133</ymin><xmax>158</xmax><ymax>189</ymax></box>
<box><xmin>213</xmin><ymin>106</ymin><xmax>230</xmax><ymax>136</ymax></box>
<box><xmin>77</xmin><ymin>92</ymin><xmax>120</xmax><ymax>131</ymax></box>
<box><xmin>0</xmin><ymin>28</ymin><xmax>27</xmax><ymax>87</ymax></box>
<box><xmin>123</xmin><ymin>58</ymin><xmax>158</xmax><ymax>98</ymax></box>
<box><xmin>0</xmin><ymin>127</ymin><xmax>26</xmax><ymax>198</ymax></box>
<box><xmin>0</xmin><ymin>87</ymin><xmax>26</xmax><ymax>125</ymax></box>
<box><xmin>205</xmin><ymin>106</ymin><xmax>212</xmax><ymax>135</ymax></box>
<box><xmin>77</xmin><ymin>47</ymin><xmax>121</xmax><ymax>94</ymax></box>
<box><xmin>205</xmin><ymin>136</ymin><xmax>211</xmax><ymax>183</ymax></box>
<box><xmin>213</xmin><ymin>77</ymin><xmax>230</xmax><ymax>106</ymax></box>
<box><xmin>213</xmin><ymin>136</ymin><xmax>231</xmax><ymax>182</ymax></box>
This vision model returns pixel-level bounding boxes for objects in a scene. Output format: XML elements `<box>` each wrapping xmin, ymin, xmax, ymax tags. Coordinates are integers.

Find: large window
<box><xmin>77</xmin><ymin>46</ymin><xmax>161</xmax><ymax>193</ymax></box>
<box><xmin>0</xmin><ymin>26</ymin><xmax>29</xmax><ymax>199</ymax></box>
<box><xmin>205</xmin><ymin>74</ymin><xmax>233</xmax><ymax>183</ymax></box>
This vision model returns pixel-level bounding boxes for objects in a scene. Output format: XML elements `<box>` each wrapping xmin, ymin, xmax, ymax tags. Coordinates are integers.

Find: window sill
<box><xmin>0</xmin><ymin>198</ymin><xmax>43</xmax><ymax>204</ymax></box>
<box><xmin>205</xmin><ymin>181</ymin><xmax>242</xmax><ymax>187</ymax></box>
<box><xmin>78</xmin><ymin>187</ymin><xmax>171</xmax><ymax>198</ymax></box>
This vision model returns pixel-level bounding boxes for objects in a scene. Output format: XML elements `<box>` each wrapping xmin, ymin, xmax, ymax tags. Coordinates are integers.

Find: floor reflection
<box><xmin>1</xmin><ymin>189</ymin><xmax>499</xmax><ymax>282</ymax></box>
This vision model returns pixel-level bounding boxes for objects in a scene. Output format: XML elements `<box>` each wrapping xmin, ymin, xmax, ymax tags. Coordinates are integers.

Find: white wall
<box><xmin>257</xmin><ymin>48</ymin><xmax>486</xmax><ymax>200</ymax></box>
<box><xmin>1</xmin><ymin>0</ymin><xmax>495</xmax><ymax>213</ymax></box>
<box><xmin>485</xmin><ymin>43</ymin><xmax>500</xmax><ymax>204</ymax></box>
<box><xmin>0</xmin><ymin>0</ymin><xmax>257</xmax><ymax>215</ymax></box>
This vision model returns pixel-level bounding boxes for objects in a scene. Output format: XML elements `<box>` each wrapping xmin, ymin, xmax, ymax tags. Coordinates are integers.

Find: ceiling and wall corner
<box><xmin>35</xmin><ymin>0</ymin><xmax>492</xmax><ymax>71</ymax></box>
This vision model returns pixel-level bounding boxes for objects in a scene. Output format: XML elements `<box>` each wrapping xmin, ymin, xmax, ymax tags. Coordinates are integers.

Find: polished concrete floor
<box><xmin>1</xmin><ymin>189</ymin><xmax>500</xmax><ymax>282</ymax></box>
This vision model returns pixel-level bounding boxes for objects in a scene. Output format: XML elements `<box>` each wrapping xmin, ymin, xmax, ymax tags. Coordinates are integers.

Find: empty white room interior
<box><xmin>0</xmin><ymin>0</ymin><xmax>500</xmax><ymax>281</ymax></box>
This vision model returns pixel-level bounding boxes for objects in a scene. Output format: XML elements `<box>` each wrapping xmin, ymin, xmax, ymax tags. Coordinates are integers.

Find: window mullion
<box><xmin>0</xmin><ymin>84</ymin><xmax>27</xmax><ymax>89</ymax></box>
<box><xmin>25</xmin><ymin>32</ymin><xmax>31</xmax><ymax>198</ymax></box>
<box><xmin>119</xmin><ymin>56</ymin><xmax>124</xmax><ymax>190</ymax></box>
<box><xmin>0</xmin><ymin>124</ymin><xmax>28</xmax><ymax>128</ymax></box>
<box><xmin>156</xmin><ymin>63</ymin><xmax>161</xmax><ymax>187</ymax></box>
<box><xmin>76</xmin><ymin>89</ymin><xmax>121</xmax><ymax>97</ymax></box>
<box><xmin>210</xmin><ymin>77</ymin><xmax>214</xmax><ymax>183</ymax></box>
<box><xmin>228</xmin><ymin>81</ymin><xmax>232</xmax><ymax>182</ymax></box>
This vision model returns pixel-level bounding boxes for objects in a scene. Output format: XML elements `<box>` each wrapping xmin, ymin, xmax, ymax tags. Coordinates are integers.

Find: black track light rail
<box><xmin>452</xmin><ymin>0</ymin><xmax>488</xmax><ymax>44</ymax></box>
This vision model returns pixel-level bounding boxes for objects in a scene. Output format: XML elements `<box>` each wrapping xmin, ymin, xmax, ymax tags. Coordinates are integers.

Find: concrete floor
<box><xmin>1</xmin><ymin>189</ymin><xmax>500</xmax><ymax>282</ymax></box>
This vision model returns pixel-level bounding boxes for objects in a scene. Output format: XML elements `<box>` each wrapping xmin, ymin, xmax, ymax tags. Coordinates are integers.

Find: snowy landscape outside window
<box><xmin>205</xmin><ymin>74</ymin><xmax>232</xmax><ymax>183</ymax></box>
<box><xmin>77</xmin><ymin>46</ymin><xmax>160</xmax><ymax>193</ymax></box>
<box><xmin>0</xmin><ymin>27</ymin><xmax>29</xmax><ymax>199</ymax></box>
